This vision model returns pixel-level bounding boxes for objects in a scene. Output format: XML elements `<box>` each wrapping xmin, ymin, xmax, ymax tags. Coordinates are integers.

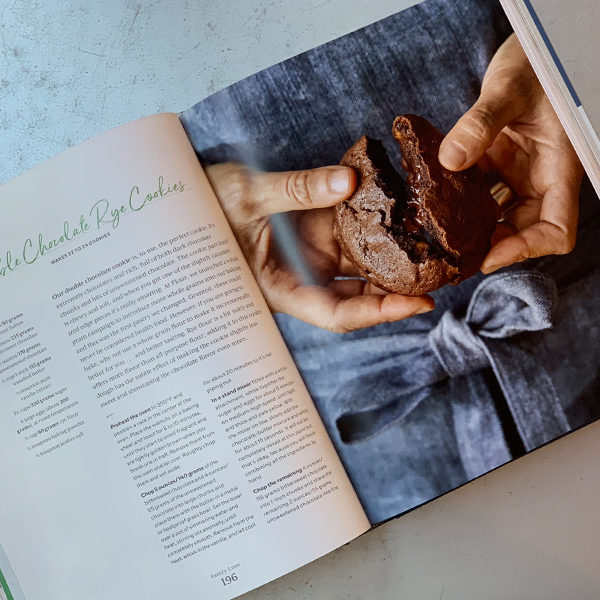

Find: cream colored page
<box><xmin>0</xmin><ymin>114</ymin><xmax>369</xmax><ymax>600</ymax></box>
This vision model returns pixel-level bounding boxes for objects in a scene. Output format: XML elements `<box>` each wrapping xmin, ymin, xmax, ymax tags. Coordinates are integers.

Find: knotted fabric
<box><xmin>317</xmin><ymin>272</ymin><xmax>569</xmax><ymax>448</ymax></box>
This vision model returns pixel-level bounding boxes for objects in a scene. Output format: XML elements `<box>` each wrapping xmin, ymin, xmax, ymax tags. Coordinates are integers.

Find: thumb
<box><xmin>439</xmin><ymin>90</ymin><xmax>523</xmax><ymax>172</ymax></box>
<box><xmin>252</xmin><ymin>165</ymin><xmax>356</xmax><ymax>216</ymax></box>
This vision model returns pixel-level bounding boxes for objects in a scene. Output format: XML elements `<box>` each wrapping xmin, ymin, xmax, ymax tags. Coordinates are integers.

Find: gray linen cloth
<box><xmin>333</xmin><ymin>271</ymin><xmax>567</xmax><ymax>446</ymax></box>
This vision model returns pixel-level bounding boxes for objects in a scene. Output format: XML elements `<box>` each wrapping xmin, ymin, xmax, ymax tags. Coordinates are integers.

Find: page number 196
<box><xmin>221</xmin><ymin>574</ymin><xmax>238</xmax><ymax>586</ymax></box>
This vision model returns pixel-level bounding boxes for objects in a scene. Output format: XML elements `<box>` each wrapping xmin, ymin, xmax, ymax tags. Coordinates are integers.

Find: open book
<box><xmin>2</xmin><ymin>1</ymin><xmax>600</xmax><ymax>599</ymax></box>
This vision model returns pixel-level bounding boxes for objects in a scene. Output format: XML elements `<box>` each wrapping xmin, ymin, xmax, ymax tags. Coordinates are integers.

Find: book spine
<box><xmin>500</xmin><ymin>0</ymin><xmax>600</xmax><ymax>196</ymax></box>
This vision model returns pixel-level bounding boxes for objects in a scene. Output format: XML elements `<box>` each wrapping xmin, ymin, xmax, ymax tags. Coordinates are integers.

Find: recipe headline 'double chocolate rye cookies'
<box><xmin>333</xmin><ymin>115</ymin><xmax>501</xmax><ymax>296</ymax></box>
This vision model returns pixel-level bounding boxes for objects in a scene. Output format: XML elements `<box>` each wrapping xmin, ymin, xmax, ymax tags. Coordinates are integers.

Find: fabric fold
<box><xmin>334</xmin><ymin>271</ymin><xmax>568</xmax><ymax>445</ymax></box>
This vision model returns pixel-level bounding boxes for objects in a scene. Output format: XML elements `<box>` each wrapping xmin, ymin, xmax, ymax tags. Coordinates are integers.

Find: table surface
<box><xmin>2</xmin><ymin>1</ymin><xmax>600</xmax><ymax>598</ymax></box>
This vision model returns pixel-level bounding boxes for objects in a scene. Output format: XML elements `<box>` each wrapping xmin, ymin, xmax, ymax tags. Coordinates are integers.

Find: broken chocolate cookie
<box><xmin>333</xmin><ymin>114</ymin><xmax>500</xmax><ymax>295</ymax></box>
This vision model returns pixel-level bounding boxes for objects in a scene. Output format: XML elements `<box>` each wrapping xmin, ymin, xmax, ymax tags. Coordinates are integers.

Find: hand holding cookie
<box><xmin>439</xmin><ymin>32</ymin><xmax>584</xmax><ymax>273</ymax></box>
<box><xmin>205</xmin><ymin>162</ymin><xmax>434</xmax><ymax>332</ymax></box>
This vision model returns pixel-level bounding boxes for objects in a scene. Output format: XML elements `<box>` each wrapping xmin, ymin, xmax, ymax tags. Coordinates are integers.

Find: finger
<box><xmin>364</xmin><ymin>281</ymin><xmax>390</xmax><ymax>296</ymax></box>
<box><xmin>269</xmin><ymin>283</ymin><xmax>434</xmax><ymax>333</ymax></box>
<box><xmin>439</xmin><ymin>35</ymin><xmax>535</xmax><ymax>171</ymax></box>
<box><xmin>252</xmin><ymin>166</ymin><xmax>356</xmax><ymax>217</ymax></box>
<box><xmin>490</xmin><ymin>222</ymin><xmax>516</xmax><ymax>246</ymax></box>
<box><xmin>480</xmin><ymin>225</ymin><xmax>555</xmax><ymax>273</ymax></box>
<box><xmin>326</xmin><ymin>279</ymin><xmax>396</xmax><ymax>297</ymax></box>
<box><xmin>327</xmin><ymin>293</ymin><xmax>435</xmax><ymax>332</ymax></box>
<box><xmin>339</xmin><ymin>253</ymin><xmax>362</xmax><ymax>276</ymax></box>
<box><xmin>500</xmin><ymin>197</ymin><xmax>541</xmax><ymax>232</ymax></box>
<box><xmin>439</xmin><ymin>94</ymin><xmax>526</xmax><ymax>171</ymax></box>
<box><xmin>327</xmin><ymin>278</ymin><xmax>369</xmax><ymax>298</ymax></box>
<box><xmin>481</xmin><ymin>186</ymin><xmax>578</xmax><ymax>273</ymax></box>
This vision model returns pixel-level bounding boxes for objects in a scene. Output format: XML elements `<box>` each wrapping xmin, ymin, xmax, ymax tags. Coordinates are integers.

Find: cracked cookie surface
<box><xmin>333</xmin><ymin>115</ymin><xmax>500</xmax><ymax>296</ymax></box>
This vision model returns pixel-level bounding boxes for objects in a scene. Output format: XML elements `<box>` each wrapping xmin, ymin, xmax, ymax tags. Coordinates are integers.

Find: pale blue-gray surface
<box><xmin>0</xmin><ymin>0</ymin><xmax>416</xmax><ymax>183</ymax></box>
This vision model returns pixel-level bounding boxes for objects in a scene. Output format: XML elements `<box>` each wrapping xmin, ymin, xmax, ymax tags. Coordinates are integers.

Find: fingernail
<box><xmin>327</xmin><ymin>168</ymin><xmax>351</xmax><ymax>194</ymax></box>
<box><xmin>439</xmin><ymin>140</ymin><xmax>467</xmax><ymax>170</ymax></box>
<box><xmin>416</xmin><ymin>305</ymin><xmax>434</xmax><ymax>315</ymax></box>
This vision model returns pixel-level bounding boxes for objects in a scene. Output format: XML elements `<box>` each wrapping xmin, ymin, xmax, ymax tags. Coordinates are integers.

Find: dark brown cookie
<box><xmin>333</xmin><ymin>115</ymin><xmax>500</xmax><ymax>295</ymax></box>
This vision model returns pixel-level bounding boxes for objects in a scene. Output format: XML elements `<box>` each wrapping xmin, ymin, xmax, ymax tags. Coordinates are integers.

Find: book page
<box><xmin>180</xmin><ymin>0</ymin><xmax>600</xmax><ymax>530</ymax></box>
<box><xmin>0</xmin><ymin>114</ymin><xmax>369</xmax><ymax>600</ymax></box>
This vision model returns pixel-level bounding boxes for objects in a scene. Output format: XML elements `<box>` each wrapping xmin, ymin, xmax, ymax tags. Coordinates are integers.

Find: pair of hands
<box><xmin>206</xmin><ymin>34</ymin><xmax>583</xmax><ymax>333</ymax></box>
